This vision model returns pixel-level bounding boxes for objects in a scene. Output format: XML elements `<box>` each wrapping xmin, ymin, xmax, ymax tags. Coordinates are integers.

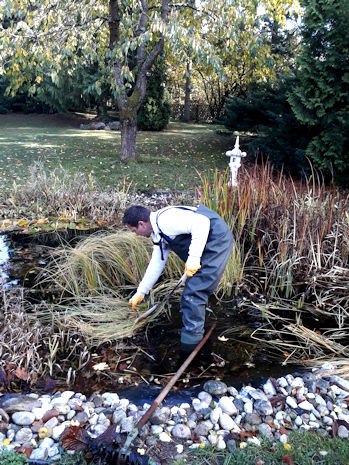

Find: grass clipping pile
<box><xmin>39</xmin><ymin>231</ymin><xmax>183</xmax><ymax>345</ymax></box>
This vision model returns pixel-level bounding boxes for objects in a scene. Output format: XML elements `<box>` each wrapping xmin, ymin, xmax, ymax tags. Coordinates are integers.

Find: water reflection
<box><xmin>0</xmin><ymin>235</ymin><xmax>18</xmax><ymax>287</ymax></box>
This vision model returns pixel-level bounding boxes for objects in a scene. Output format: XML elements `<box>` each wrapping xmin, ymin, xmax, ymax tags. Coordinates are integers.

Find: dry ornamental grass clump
<box><xmin>38</xmin><ymin>230</ymin><xmax>183</xmax><ymax>344</ymax></box>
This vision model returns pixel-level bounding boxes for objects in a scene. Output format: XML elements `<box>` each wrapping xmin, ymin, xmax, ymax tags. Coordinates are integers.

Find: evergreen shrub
<box><xmin>222</xmin><ymin>78</ymin><xmax>311</xmax><ymax>175</ymax></box>
<box><xmin>289</xmin><ymin>0</ymin><xmax>349</xmax><ymax>187</ymax></box>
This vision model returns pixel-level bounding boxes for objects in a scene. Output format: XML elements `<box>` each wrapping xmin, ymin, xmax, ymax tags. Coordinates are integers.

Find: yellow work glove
<box><xmin>129</xmin><ymin>293</ymin><xmax>144</xmax><ymax>311</ymax></box>
<box><xmin>185</xmin><ymin>257</ymin><xmax>201</xmax><ymax>277</ymax></box>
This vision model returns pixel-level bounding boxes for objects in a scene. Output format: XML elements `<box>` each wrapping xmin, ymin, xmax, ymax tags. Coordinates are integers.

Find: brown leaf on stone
<box><xmin>42</xmin><ymin>409</ymin><xmax>59</xmax><ymax>423</ymax></box>
<box><xmin>15</xmin><ymin>446</ymin><xmax>32</xmax><ymax>458</ymax></box>
<box><xmin>31</xmin><ymin>420</ymin><xmax>44</xmax><ymax>433</ymax></box>
<box><xmin>240</xmin><ymin>430</ymin><xmax>253</xmax><ymax>440</ymax></box>
<box><xmin>270</xmin><ymin>377</ymin><xmax>279</xmax><ymax>391</ymax></box>
<box><xmin>279</xmin><ymin>426</ymin><xmax>288</xmax><ymax>435</ymax></box>
<box><xmin>92</xmin><ymin>425</ymin><xmax>117</xmax><ymax>446</ymax></box>
<box><xmin>270</xmin><ymin>394</ymin><xmax>286</xmax><ymax>407</ymax></box>
<box><xmin>61</xmin><ymin>426</ymin><xmax>90</xmax><ymax>451</ymax></box>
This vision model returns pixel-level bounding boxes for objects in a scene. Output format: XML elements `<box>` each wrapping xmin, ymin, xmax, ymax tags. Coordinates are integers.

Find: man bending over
<box><xmin>123</xmin><ymin>204</ymin><xmax>233</xmax><ymax>353</ymax></box>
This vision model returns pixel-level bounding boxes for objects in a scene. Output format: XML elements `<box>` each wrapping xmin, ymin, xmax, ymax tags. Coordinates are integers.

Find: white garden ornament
<box><xmin>225</xmin><ymin>136</ymin><xmax>246</xmax><ymax>187</ymax></box>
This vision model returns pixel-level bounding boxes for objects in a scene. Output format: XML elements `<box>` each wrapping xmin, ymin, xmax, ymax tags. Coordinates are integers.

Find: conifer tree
<box><xmin>289</xmin><ymin>0</ymin><xmax>349</xmax><ymax>186</ymax></box>
<box><xmin>223</xmin><ymin>77</ymin><xmax>310</xmax><ymax>175</ymax></box>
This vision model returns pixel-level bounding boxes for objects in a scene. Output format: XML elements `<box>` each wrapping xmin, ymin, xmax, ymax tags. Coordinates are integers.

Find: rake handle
<box><xmin>135</xmin><ymin>322</ymin><xmax>216</xmax><ymax>432</ymax></box>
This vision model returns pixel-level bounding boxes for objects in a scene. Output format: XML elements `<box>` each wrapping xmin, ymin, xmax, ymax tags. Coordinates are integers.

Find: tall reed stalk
<box><xmin>197</xmin><ymin>162</ymin><xmax>349</xmax><ymax>363</ymax></box>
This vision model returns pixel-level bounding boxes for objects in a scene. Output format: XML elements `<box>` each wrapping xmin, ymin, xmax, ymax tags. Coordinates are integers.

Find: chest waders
<box><xmin>155</xmin><ymin>205</ymin><xmax>233</xmax><ymax>352</ymax></box>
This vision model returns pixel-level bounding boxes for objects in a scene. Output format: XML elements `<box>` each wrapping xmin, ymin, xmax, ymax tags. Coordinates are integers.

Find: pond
<box><xmin>0</xmin><ymin>230</ymin><xmax>304</xmax><ymax>396</ymax></box>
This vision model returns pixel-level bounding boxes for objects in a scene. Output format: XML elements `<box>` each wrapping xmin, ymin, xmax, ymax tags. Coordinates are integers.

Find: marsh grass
<box><xmin>44</xmin><ymin>230</ymin><xmax>182</xmax><ymax>297</ymax></box>
<box><xmin>198</xmin><ymin>163</ymin><xmax>349</xmax><ymax>364</ymax></box>
<box><xmin>0</xmin><ymin>287</ymin><xmax>90</xmax><ymax>384</ymax></box>
<box><xmin>42</xmin><ymin>294</ymin><xmax>169</xmax><ymax>345</ymax></box>
<box><xmin>35</xmin><ymin>161</ymin><xmax>348</xmax><ymax>363</ymax></box>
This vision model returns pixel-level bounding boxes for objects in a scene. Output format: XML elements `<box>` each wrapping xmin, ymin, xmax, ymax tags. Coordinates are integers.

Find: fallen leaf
<box><xmin>61</xmin><ymin>426</ymin><xmax>90</xmax><ymax>451</ymax></box>
<box><xmin>15</xmin><ymin>447</ymin><xmax>33</xmax><ymax>459</ymax></box>
<box><xmin>91</xmin><ymin>425</ymin><xmax>117</xmax><ymax>446</ymax></box>
<box><xmin>13</xmin><ymin>367</ymin><xmax>29</xmax><ymax>381</ymax></box>
<box><xmin>282</xmin><ymin>455</ymin><xmax>294</xmax><ymax>465</ymax></box>
<box><xmin>279</xmin><ymin>426</ymin><xmax>288</xmax><ymax>435</ymax></box>
<box><xmin>240</xmin><ymin>430</ymin><xmax>253</xmax><ymax>440</ymax></box>
<box><xmin>42</xmin><ymin>409</ymin><xmax>59</xmax><ymax>423</ymax></box>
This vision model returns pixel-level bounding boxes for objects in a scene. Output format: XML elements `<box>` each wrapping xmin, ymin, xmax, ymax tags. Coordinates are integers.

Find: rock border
<box><xmin>0</xmin><ymin>363</ymin><xmax>348</xmax><ymax>463</ymax></box>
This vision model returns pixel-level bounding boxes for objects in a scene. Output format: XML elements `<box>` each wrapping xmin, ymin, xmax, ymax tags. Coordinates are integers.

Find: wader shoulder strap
<box><xmin>152</xmin><ymin>239</ymin><xmax>166</xmax><ymax>261</ymax></box>
<box><xmin>155</xmin><ymin>206</ymin><xmax>195</xmax><ymax>243</ymax></box>
<box><xmin>153</xmin><ymin>206</ymin><xmax>195</xmax><ymax>260</ymax></box>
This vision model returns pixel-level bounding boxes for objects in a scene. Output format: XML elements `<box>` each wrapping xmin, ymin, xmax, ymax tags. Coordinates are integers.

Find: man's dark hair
<box><xmin>123</xmin><ymin>206</ymin><xmax>151</xmax><ymax>227</ymax></box>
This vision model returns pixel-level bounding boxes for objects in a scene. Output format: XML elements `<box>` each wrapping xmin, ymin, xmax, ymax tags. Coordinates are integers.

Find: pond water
<box><xmin>0</xmin><ymin>235</ymin><xmax>13</xmax><ymax>285</ymax></box>
<box><xmin>0</xmin><ymin>231</ymin><xmax>304</xmax><ymax>394</ymax></box>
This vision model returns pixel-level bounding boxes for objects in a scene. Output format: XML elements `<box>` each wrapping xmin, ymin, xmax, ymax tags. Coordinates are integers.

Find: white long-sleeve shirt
<box><xmin>137</xmin><ymin>206</ymin><xmax>210</xmax><ymax>295</ymax></box>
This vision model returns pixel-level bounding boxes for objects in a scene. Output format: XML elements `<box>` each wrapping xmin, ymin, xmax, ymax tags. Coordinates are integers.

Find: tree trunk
<box><xmin>108</xmin><ymin>0</ymin><xmax>169</xmax><ymax>161</ymax></box>
<box><xmin>183</xmin><ymin>56</ymin><xmax>191</xmax><ymax>122</ymax></box>
<box><xmin>120</xmin><ymin>116</ymin><xmax>137</xmax><ymax>161</ymax></box>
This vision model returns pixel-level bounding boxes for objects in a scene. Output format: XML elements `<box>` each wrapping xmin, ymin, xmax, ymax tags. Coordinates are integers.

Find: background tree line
<box><xmin>0</xmin><ymin>0</ymin><xmax>348</xmax><ymax>186</ymax></box>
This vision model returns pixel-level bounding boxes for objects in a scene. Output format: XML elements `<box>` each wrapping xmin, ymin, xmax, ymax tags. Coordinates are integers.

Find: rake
<box><xmin>117</xmin><ymin>322</ymin><xmax>216</xmax><ymax>463</ymax></box>
<box><xmin>134</xmin><ymin>272</ymin><xmax>187</xmax><ymax>324</ymax></box>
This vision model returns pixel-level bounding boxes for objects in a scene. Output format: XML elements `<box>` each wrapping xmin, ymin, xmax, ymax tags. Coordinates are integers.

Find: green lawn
<box><xmin>0</xmin><ymin>113</ymin><xmax>234</xmax><ymax>192</ymax></box>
